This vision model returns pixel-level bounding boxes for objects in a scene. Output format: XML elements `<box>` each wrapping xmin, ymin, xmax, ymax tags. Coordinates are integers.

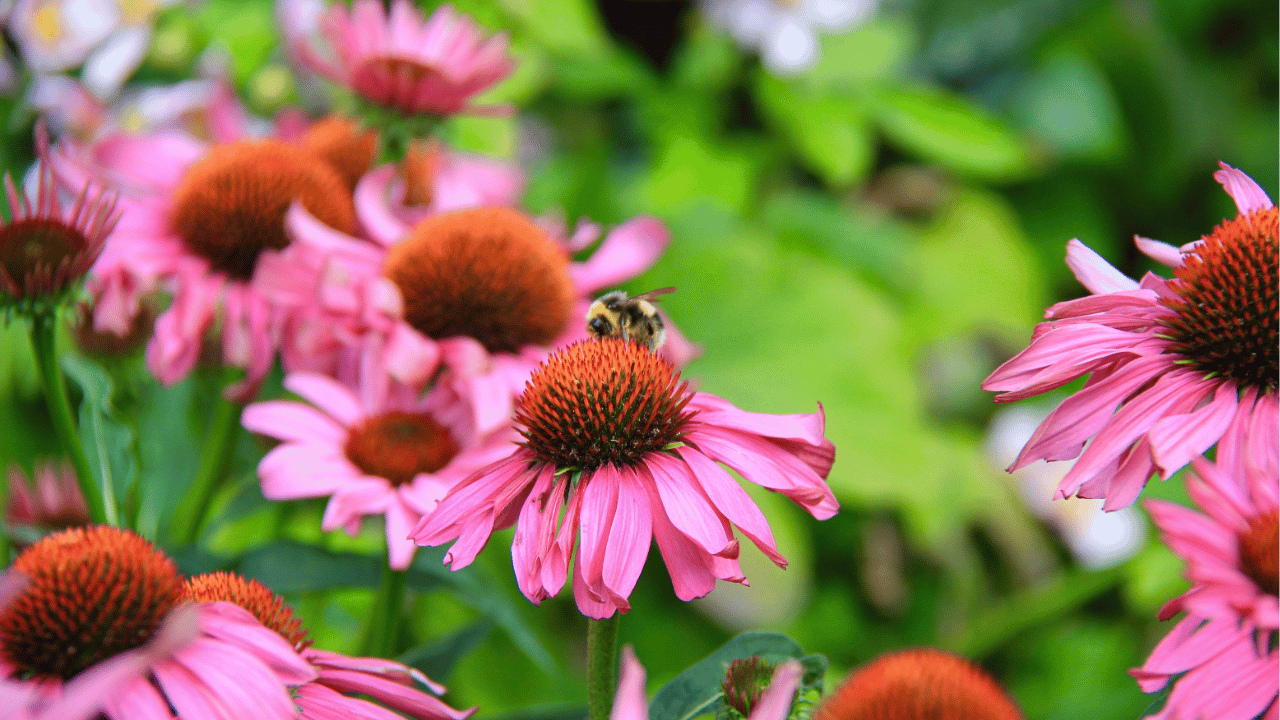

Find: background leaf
<box><xmin>60</xmin><ymin>353</ymin><xmax>136</xmax><ymax>524</ymax></box>
<box><xmin>648</xmin><ymin>632</ymin><xmax>818</xmax><ymax>720</ymax></box>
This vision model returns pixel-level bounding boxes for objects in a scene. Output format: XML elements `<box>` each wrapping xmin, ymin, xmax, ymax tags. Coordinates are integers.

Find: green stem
<box><xmin>587</xmin><ymin>615</ymin><xmax>621</xmax><ymax>720</ymax></box>
<box><xmin>361</xmin><ymin>565</ymin><xmax>408</xmax><ymax>657</ymax></box>
<box><xmin>943</xmin><ymin>565</ymin><xmax>1127</xmax><ymax>658</ymax></box>
<box><xmin>30</xmin><ymin>312</ymin><xmax>110</xmax><ymax>525</ymax></box>
<box><xmin>170</xmin><ymin>387</ymin><xmax>241</xmax><ymax>546</ymax></box>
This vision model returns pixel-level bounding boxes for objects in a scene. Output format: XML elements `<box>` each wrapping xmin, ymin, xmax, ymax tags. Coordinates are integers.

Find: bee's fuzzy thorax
<box><xmin>383</xmin><ymin>207</ymin><xmax>576</xmax><ymax>354</ymax></box>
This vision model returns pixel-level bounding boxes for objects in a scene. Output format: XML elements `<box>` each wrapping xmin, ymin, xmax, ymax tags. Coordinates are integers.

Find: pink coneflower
<box><xmin>983</xmin><ymin>163</ymin><xmax>1278</xmax><ymax>509</ymax></box>
<box><xmin>613</xmin><ymin>646</ymin><xmax>803</xmax><ymax>720</ymax></box>
<box><xmin>354</xmin><ymin>140</ymin><xmax>525</xmax><ymax>229</ymax></box>
<box><xmin>6</xmin><ymin>459</ymin><xmax>89</xmax><ymax>542</ymax></box>
<box><xmin>0</xmin><ymin>526</ymin><xmax>315</xmax><ymax>719</ymax></box>
<box><xmin>1129</xmin><ymin>443</ymin><xmax>1278</xmax><ymax>719</ymax></box>
<box><xmin>185</xmin><ymin>571</ymin><xmax>476</xmax><ymax>720</ymax></box>
<box><xmin>264</xmin><ymin>202</ymin><xmax>696</xmax><ymax>435</ymax></box>
<box><xmin>294</xmin><ymin>0</ymin><xmax>513</xmax><ymax>117</ymax></box>
<box><xmin>410</xmin><ymin>338</ymin><xmax>837</xmax><ymax>618</ymax></box>
<box><xmin>815</xmin><ymin>648</ymin><xmax>1026</xmax><ymax>720</ymax></box>
<box><xmin>242</xmin><ymin>372</ymin><xmax>518</xmax><ymax>569</ymax></box>
<box><xmin>44</xmin><ymin>123</ymin><xmax>358</xmax><ymax>399</ymax></box>
<box><xmin>0</xmin><ymin>158</ymin><xmax>118</xmax><ymax>313</ymax></box>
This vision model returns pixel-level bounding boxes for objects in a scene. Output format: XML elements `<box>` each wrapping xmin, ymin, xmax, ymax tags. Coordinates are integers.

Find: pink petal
<box><xmin>354</xmin><ymin>165</ymin><xmax>411</xmax><ymax>246</ymax></box>
<box><xmin>686</xmin><ymin>394</ymin><xmax>825</xmax><ymax>444</ymax></box>
<box><xmin>568</xmin><ymin>216</ymin><xmax>670</xmax><ymax>293</ymax></box>
<box><xmin>101</xmin><ymin>677</ymin><xmax>173</xmax><ymax>720</ymax></box>
<box><xmin>284</xmin><ymin>372</ymin><xmax>366</xmax><ymax>426</ymax></box>
<box><xmin>1011</xmin><ymin>354</ymin><xmax>1171</xmax><ymax>470</ymax></box>
<box><xmin>1147</xmin><ymin>381</ymin><xmax>1238</xmax><ymax>478</ymax></box>
<box><xmin>601</xmin><ymin>466</ymin><xmax>652</xmax><ymax>607</ymax></box>
<box><xmin>610</xmin><ymin>646</ymin><xmax>648</xmax><ymax>720</ymax></box>
<box><xmin>1065</xmin><ymin>239</ymin><xmax>1138</xmax><ymax>294</ymax></box>
<box><xmin>572</xmin><ymin>554</ymin><xmax>618</xmax><ymax>619</ymax></box>
<box><xmin>257</xmin><ymin>444</ymin><xmax>354</xmax><ymax>499</ymax></box>
<box><xmin>511</xmin><ymin>466</ymin><xmax>558</xmax><ymax>601</ymax></box>
<box><xmin>385</xmin><ymin>500</ymin><xmax>420</xmax><ymax>570</ymax></box>
<box><xmin>641</xmin><ymin>474</ymin><xmax>717</xmax><ymax>601</ymax></box>
<box><xmin>675</xmin><ymin>446</ymin><xmax>785</xmax><ymax>567</ymax></box>
<box><xmin>576</xmin><ymin>465</ymin><xmax>621</xmax><ymax>604</ymax></box>
<box><xmin>644</xmin><ymin>452</ymin><xmax>734</xmax><ymax>556</ymax></box>
<box><xmin>92</xmin><ymin>131</ymin><xmax>205</xmax><ymax>190</ymax></box>
<box><xmin>318</xmin><ymin>668</ymin><xmax>475</xmax><ymax>720</ymax></box>
<box><xmin>983</xmin><ymin>324</ymin><xmax>1161</xmax><ymax>400</ymax></box>
<box><xmin>1058</xmin><ymin>370</ymin><xmax>1211</xmax><ymax>502</ymax></box>
<box><xmin>1214</xmin><ymin>162</ymin><xmax>1273</xmax><ymax>214</ymax></box>
<box><xmin>1099</xmin><ymin>439</ymin><xmax>1157</xmax><ymax>511</ymax></box>
<box><xmin>1134</xmin><ymin>236</ymin><xmax>1185</xmax><ymax>267</ymax></box>
<box><xmin>242</xmin><ymin>400</ymin><xmax>348</xmax><ymax>444</ymax></box>
<box><xmin>746</xmin><ymin>660</ymin><xmax>802</xmax><ymax>720</ymax></box>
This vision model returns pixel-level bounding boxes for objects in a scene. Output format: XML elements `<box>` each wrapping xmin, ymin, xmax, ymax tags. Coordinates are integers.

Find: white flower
<box><xmin>704</xmin><ymin>0</ymin><xmax>876</xmax><ymax>75</ymax></box>
<box><xmin>9</xmin><ymin>0</ymin><xmax>181</xmax><ymax>100</ymax></box>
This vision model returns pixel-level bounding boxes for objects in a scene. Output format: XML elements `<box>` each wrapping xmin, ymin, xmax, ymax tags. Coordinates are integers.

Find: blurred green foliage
<box><xmin>0</xmin><ymin>0</ymin><xmax>1274</xmax><ymax>717</ymax></box>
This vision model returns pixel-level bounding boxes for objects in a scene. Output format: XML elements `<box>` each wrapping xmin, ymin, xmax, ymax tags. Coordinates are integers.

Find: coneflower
<box><xmin>411</xmin><ymin>338</ymin><xmax>837</xmax><ymax>618</ymax></box>
<box><xmin>185</xmin><ymin>570</ymin><xmax>477</xmax><ymax>720</ymax></box>
<box><xmin>0</xmin><ymin>527</ymin><xmax>314</xmax><ymax>720</ymax></box>
<box><xmin>0</xmin><ymin>160</ymin><xmax>117</xmax><ymax>316</ymax></box>
<box><xmin>984</xmin><ymin>163</ymin><xmax>1277</xmax><ymax>509</ymax></box>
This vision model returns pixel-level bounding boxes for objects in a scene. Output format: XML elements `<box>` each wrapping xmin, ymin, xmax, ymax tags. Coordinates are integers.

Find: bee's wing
<box><xmin>632</xmin><ymin>287</ymin><xmax>677</xmax><ymax>303</ymax></box>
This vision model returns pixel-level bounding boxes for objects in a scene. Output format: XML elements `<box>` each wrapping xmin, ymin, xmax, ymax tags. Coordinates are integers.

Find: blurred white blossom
<box><xmin>703</xmin><ymin>0</ymin><xmax>876</xmax><ymax>75</ymax></box>
<box><xmin>9</xmin><ymin>0</ymin><xmax>181</xmax><ymax>100</ymax></box>
<box><xmin>986</xmin><ymin>405</ymin><xmax>1147</xmax><ymax>570</ymax></box>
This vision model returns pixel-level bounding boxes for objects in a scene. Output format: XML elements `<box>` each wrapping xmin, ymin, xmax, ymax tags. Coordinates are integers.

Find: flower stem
<box><xmin>587</xmin><ymin>615</ymin><xmax>621</xmax><ymax>720</ymax></box>
<box><xmin>30</xmin><ymin>311</ymin><xmax>110</xmax><ymax>525</ymax></box>
<box><xmin>361</xmin><ymin>564</ymin><xmax>408</xmax><ymax>657</ymax></box>
<box><xmin>170</xmin><ymin>383</ymin><xmax>241</xmax><ymax>546</ymax></box>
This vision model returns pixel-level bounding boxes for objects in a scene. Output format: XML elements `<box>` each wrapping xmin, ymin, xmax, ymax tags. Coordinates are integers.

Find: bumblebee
<box><xmin>585</xmin><ymin>287</ymin><xmax>676</xmax><ymax>352</ymax></box>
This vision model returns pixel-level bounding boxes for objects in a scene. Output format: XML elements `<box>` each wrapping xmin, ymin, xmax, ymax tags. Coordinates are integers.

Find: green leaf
<box><xmin>628</xmin><ymin>134</ymin><xmax>768</xmax><ymax>215</ymax></box>
<box><xmin>670</xmin><ymin>25</ymin><xmax>742</xmax><ymax>91</ymax></box>
<box><xmin>753</xmin><ymin>73</ymin><xmax>874</xmax><ymax>187</ymax></box>
<box><xmin>134</xmin><ymin>375</ymin><xmax>200</xmax><ymax>540</ymax></box>
<box><xmin>760</xmin><ymin>190</ymin><xmax>915</xmax><ymax>294</ymax></box>
<box><xmin>805</xmin><ymin>19</ymin><xmax>915</xmax><ymax>87</ymax></box>
<box><xmin>486</xmin><ymin>705</ymin><xmax>588</xmax><ymax>720</ymax></box>
<box><xmin>196</xmin><ymin>0</ymin><xmax>277</xmax><ymax>84</ymax></box>
<box><xmin>1011</xmin><ymin>47</ymin><xmax>1128</xmax><ymax>164</ymax></box>
<box><xmin>60</xmin><ymin>353</ymin><xmax>135</xmax><ymax>523</ymax></box>
<box><xmin>906</xmin><ymin>188</ymin><xmax>1047</xmax><ymax>343</ymax></box>
<box><xmin>237</xmin><ymin>541</ymin><xmax>387</xmax><ymax>593</ymax></box>
<box><xmin>411</xmin><ymin>547</ymin><xmax>557</xmax><ymax>674</ymax></box>
<box><xmin>648</xmin><ymin>632</ymin><xmax>816</xmax><ymax>720</ymax></box>
<box><xmin>398</xmin><ymin>621</ymin><xmax>494</xmax><ymax>682</ymax></box>
<box><xmin>500</xmin><ymin>0</ymin><xmax>610</xmax><ymax>55</ymax></box>
<box><xmin>874</xmin><ymin>86</ymin><xmax>1036</xmax><ymax>180</ymax></box>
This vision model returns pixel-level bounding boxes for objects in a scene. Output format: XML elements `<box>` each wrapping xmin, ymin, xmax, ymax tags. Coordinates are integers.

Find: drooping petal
<box><xmin>1214</xmin><ymin>162</ymin><xmax>1273</xmax><ymax>214</ymax></box>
